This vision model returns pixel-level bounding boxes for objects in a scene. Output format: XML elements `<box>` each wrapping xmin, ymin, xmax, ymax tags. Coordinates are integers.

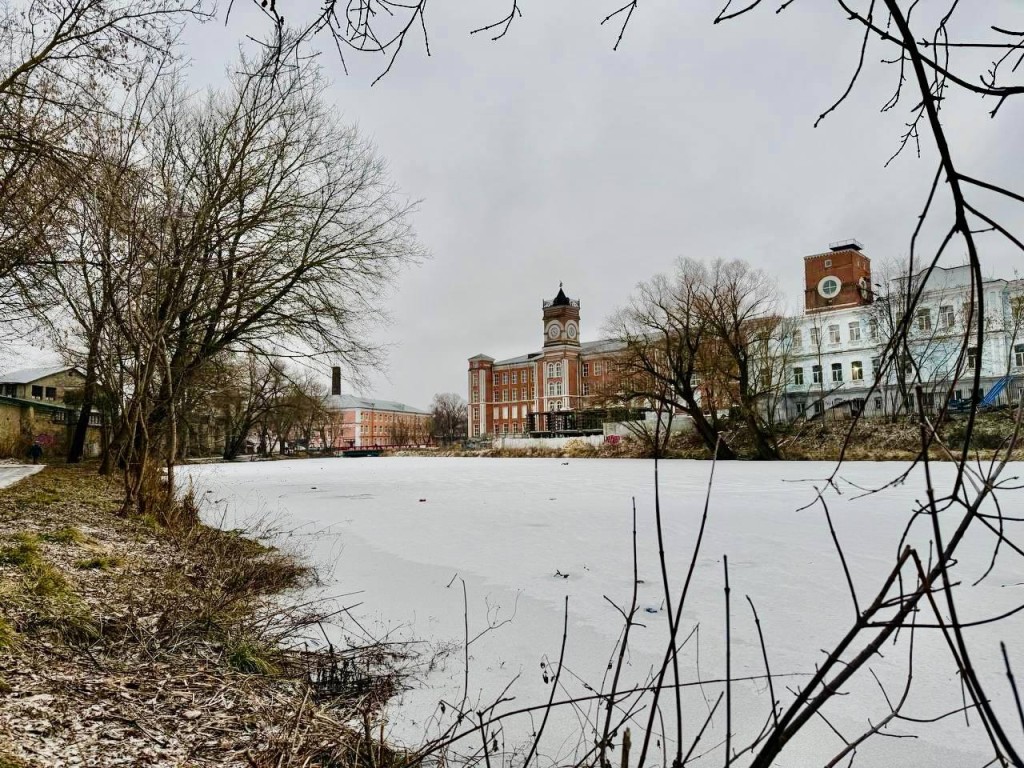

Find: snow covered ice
<box><xmin>181</xmin><ymin>457</ymin><xmax>1024</xmax><ymax>767</ymax></box>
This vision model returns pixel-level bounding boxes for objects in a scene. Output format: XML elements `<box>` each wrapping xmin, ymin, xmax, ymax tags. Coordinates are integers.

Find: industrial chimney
<box><xmin>331</xmin><ymin>366</ymin><xmax>342</xmax><ymax>396</ymax></box>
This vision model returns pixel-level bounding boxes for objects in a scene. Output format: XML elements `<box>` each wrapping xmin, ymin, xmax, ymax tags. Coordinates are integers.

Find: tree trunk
<box><xmin>67</xmin><ymin>344</ymin><xmax>101</xmax><ymax>463</ymax></box>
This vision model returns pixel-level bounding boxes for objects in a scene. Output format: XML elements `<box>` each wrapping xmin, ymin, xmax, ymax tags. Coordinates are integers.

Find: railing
<box><xmin>542</xmin><ymin>298</ymin><xmax>580</xmax><ymax>308</ymax></box>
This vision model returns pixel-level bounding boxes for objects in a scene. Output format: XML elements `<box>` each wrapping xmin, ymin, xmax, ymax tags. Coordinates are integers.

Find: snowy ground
<box><xmin>181</xmin><ymin>457</ymin><xmax>1024</xmax><ymax>767</ymax></box>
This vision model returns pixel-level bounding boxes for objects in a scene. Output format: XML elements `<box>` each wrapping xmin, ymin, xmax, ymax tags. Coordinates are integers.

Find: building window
<box><xmin>921</xmin><ymin>391</ymin><xmax>936</xmax><ymax>410</ymax></box>
<box><xmin>472</xmin><ymin>391</ymin><xmax>479</xmax><ymax>402</ymax></box>
<box><xmin>916</xmin><ymin>308</ymin><xmax>932</xmax><ymax>332</ymax></box>
<box><xmin>810</xmin><ymin>327</ymin><xmax>820</xmax><ymax>347</ymax></box>
<box><xmin>812</xmin><ymin>365</ymin><xmax>822</xmax><ymax>384</ymax></box>
<box><xmin>868</xmin><ymin>319</ymin><xmax>878</xmax><ymax>340</ymax></box>
<box><xmin>851</xmin><ymin>361</ymin><xmax>863</xmax><ymax>381</ymax></box>
<box><xmin>967</xmin><ymin>347</ymin><xmax>978</xmax><ymax>370</ymax></box>
<box><xmin>31</xmin><ymin>385</ymin><xmax>43</xmax><ymax>399</ymax></box>
<box><xmin>1015</xmin><ymin>344</ymin><xmax>1024</xmax><ymax>368</ymax></box>
<box><xmin>874</xmin><ymin>396</ymin><xmax>883</xmax><ymax>411</ymax></box>
<box><xmin>791</xmin><ymin>330</ymin><xmax>802</xmax><ymax>349</ymax></box>
<box><xmin>828</xmin><ymin>325</ymin><xmax>841</xmax><ymax>344</ymax></box>
<box><xmin>796</xmin><ymin>402</ymin><xmax>806</xmax><ymax>416</ymax></box>
<box><xmin>582</xmin><ymin>382</ymin><xmax>591</xmax><ymax>395</ymax></box>
<box><xmin>793</xmin><ymin>367</ymin><xmax>804</xmax><ymax>385</ymax></box>
<box><xmin>44</xmin><ymin>386</ymin><xmax>57</xmax><ymax>400</ymax></box>
<box><xmin>940</xmin><ymin>305</ymin><xmax>955</xmax><ymax>329</ymax></box>
<box><xmin>848</xmin><ymin>322</ymin><xmax>861</xmax><ymax>342</ymax></box>
<box><xmin>831</xmin><ymin>363</ymin><xmax>843</xmax><ymax>382</ymax></box>
<box><xmin>813</xmin><ymin>400</ymin><xmax>824</xmax><ymax>415</ymax></box>
<box><xmin>512</xmin><ymin>372</ymin><xmax>518</xmax><ymax>384</ymax></box>
<box><xmin>502</xmin><ymin>372</ymin><xmax>508</xmax><ymax>384</ymax></box>
<box><xmin>511</xmin><ymin>388</ymin><xmax>517</xmax><ymax>400</ymax></box>
<box><xmin>493</xmin><ymin>407</ymin><xmax>499</xmax><ymax>419</ymax></box>
<box><xmin>493</xmin><ymin>372</ymin><xmax>499</xmax><ymax>386</ymax></box>
<box><xmin>501</xmin><ymin>424</ymin><xmax>507</xmax><ymax>434</ymax></box>
<box><xmin>593</xmin><ymin>362</ymin><xmax>602</xmax><ymax>376</ymax></box>
<box><xmin>547</xmin><ymin>381</ymin><xmax>563</xmax><ymax>397</ymax></box>
<box><xmin>582</xmin><ymin>362</ymin><xmax>589</xmax><ymax>377</ymax></box>
<box><xmin>473</xmin><ymin>424</ymin><xmax>480</xmax><ymax>436</ymax></box>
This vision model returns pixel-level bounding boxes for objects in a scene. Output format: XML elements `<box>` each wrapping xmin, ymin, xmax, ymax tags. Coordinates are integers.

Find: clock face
<box><xmin>547</xmin><ymin>322</ymin><xmax>561</xmax><ymax>339</ymax></box>
<box><xmin>817</xmin><ymin>275</ymin><xmax>841</xmax><ymax>299</ymax></box>
<box><xmin>566</xmin><ymin>323</ymin><xmax>578</xmax><ymax>339</ymax></box>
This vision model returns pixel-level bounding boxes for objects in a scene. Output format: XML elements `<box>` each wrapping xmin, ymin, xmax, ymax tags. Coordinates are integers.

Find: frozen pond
<box><xmin>181</xmin><ymin>457</ymin><xmax>1024</xmax><ymax>767</ymax></box>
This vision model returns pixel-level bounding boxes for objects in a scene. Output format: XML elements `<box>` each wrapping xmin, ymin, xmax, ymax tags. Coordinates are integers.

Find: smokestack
<box><xmin>331</xmin><ymin>366</ymin><xmax>342</xmax><ymax>396</ymax></box>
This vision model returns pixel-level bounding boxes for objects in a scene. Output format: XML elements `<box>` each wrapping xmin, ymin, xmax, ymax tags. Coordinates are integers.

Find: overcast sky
<box><xmin>4</xmin><ymin>1</ymin><xmax>1022</xmax><ymax>409</ymax></box>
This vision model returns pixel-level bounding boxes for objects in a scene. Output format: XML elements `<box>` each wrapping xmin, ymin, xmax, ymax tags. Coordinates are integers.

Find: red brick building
<box><xmin>323</xmin><ymin>367</ymin><xmax>431</xmax><ymax>449</ymax></box>
<box><xmin>467</xmin><ymin>286</ymin><xmax>628</xmax><ymax>438</ymax></box>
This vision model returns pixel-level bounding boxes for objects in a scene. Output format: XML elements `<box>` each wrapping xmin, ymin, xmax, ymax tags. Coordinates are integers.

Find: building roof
<box><xmin>493</xmin><ymin>352</ymin><xmax>542</xmax><ymax>366</ymax></box>
<box><xmin>325</xmin><ymin>394</ymin><xmax>429</xmax><ymax>415</ymax></box>
<box><xmin>468</xmin><ymin>353</ymin><xmax>495</xmax><ymax>362</ymax></box>
<box><xmin>0</xmin><ymin>394</ymin><xmax>76</xmax><ymax>413</ymax></box>
<box><xmin>580</xmin><ymin>338</ymin><xmax>627</xmax><ymax>354</ymax></box>
<box><xmin>550</xmin><ymin>285</ymin><xmax>572</xmax><ymax>306</ymax></box>
<box><xmin>0</xmin><ymin>365</ymin><xmax>81</xmax><ymax>384</ymax></box>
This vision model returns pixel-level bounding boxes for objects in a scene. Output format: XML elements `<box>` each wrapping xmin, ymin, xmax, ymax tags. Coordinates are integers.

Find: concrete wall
<box><xmin>603</xmin><ymin>413</ymin><xmax>694</xmax><ymax>438</ymax></box>
<box><xmin>492</xmin><ymin>434</ymin><xmax>606</xmax><ymax>450</ymax></box>
<box><xmin>0</xmin><ymin>400</ymin><xmax>102</xmax><ymax>459</ymax></box>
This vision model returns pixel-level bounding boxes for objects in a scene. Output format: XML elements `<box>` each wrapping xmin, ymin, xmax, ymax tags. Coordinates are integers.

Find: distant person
<box><xmin>28</xmin><ymin>442</ymin><xmax>43</xmax><ymax>464</ymax></box>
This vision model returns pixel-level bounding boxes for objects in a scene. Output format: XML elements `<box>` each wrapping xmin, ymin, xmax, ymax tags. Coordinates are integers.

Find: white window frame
<box><xmin>851</xmin><ymin>360</ymin><xmax>864</xmax><ymax>381</ymax></box>
<box><xmin>828</xmin><ymin>324</ymin><xmax>841</xmax><ymax>344</ymax></box>
<box><xmin>939</xmin><ymin>305</ymin><xmax>955</xmax><ymax>329</ymax></box>
<box><xmin>831</xmin><ymin>363</ymin><xmax>843</xmax><ymax>382</ymax></box>
<box><xmin>848</xmin><ymin>322</ymin><xmax>861</xmax><ymax>342</ymax></box>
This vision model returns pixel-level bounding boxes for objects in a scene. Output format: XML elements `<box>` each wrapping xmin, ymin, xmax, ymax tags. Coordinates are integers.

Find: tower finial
<box><xmin>559</xmin><ymin>281</ymin><xmax>563</xmax><ymax>290</ymax></box>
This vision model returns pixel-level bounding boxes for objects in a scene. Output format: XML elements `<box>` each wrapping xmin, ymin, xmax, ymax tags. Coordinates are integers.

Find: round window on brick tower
<box><xmin>818</xmin><ymin>275</ymin><xmax>841</xmax><ymax>299</ymax></box>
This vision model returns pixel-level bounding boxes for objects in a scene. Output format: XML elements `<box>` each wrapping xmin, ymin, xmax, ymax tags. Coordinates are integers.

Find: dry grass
<box><xmin>0</xmin><ymin>464</ymin><xmax>413</xmax><ymax>768</ymax></box>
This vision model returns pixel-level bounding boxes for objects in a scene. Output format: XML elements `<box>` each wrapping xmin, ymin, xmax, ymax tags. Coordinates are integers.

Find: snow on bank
<box><xmin>181</xmin><ymin>457</ymin><xmax>1024</xmax><ymax>767</ymax></box>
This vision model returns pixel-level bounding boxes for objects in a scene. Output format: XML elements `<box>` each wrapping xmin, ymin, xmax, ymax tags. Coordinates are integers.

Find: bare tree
<box><xmin>28</xmin><ymin>46</ymin><xmax>423</xmax><ymax>513</ymax></box>
<box><xmin>430</xmin><ymin>392</ymin><xmax>467</xmax><ymax>445</ymax></box>
<box><xmin>608</xmin><ymin>259</ymin><xmax>738</xmax><ymax>459</ymax></box>
<box><xmin>0</xmin><ymin>0</ymin><xmax>206</xmax><ymax>318</ymax></box>
<box><xmin>699</xmin><ymin>258</ymin><xmax>784</xmax><ymax>459</ymax></box>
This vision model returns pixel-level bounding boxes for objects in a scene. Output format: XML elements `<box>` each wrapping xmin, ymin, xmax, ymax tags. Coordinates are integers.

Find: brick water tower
<box><xmin>804</xmin><ymin>239</ymin><xmax>874</xmax><ymax>313</ymax></box>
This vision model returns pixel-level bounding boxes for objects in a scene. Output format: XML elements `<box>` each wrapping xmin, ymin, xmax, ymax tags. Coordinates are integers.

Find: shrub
<box><xmin>227</xmin><ymin>639</ymin><xmax>279</xmax><ymax>675</ymax></box>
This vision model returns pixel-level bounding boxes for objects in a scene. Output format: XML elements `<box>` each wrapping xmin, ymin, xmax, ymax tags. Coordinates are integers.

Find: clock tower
<box><xmin>542</xmin><ymin>283</ymin><xmax>581</xmax><ymax>348</ymax></box>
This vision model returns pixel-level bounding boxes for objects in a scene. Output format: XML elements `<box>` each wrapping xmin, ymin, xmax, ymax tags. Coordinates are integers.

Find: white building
<box><xmin>780</xmin><ymin>242</ymin><xmax>1024</xmax><ymax>421</ymax></box>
